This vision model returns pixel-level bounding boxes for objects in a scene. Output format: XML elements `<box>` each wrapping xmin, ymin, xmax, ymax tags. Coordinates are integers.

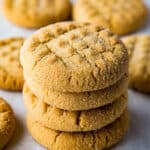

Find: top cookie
<box><xmin>21</xmin><ymin>22</ymin><xmax>128</xmax><ymax>92</ymax></box>
<box><xmin>2</xmin><ymin>0</ymin><xmax>71</xmax><ymax>28</ymax></box>
<box><xmin>123</xmin><ymin>35</ymin><xmax>150</xmax><ymax>93</ymax></box>
<box><xmin>73</xmin><ymin>0</ymin><xmax>147</xmax><ymax>35</ymax></box>
<box><xmin>0</xmin><ymin>97</ymin><xmax>16</xmax><ymax>150</ymax></box>
<box><xmin>0</xmin><ymin>37</ymin><xmax>24</xmax><ymax>91</ymax></box>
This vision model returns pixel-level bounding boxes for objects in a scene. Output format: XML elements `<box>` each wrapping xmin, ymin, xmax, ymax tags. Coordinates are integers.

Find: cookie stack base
<box><xmin>27</xmin><ymin>110</ymin><xmax>129</xmax><ymax>150</ymax></box>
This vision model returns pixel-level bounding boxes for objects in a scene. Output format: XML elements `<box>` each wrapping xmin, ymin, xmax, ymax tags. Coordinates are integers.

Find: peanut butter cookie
<box><xmin>0</xmin><ymin>97</ymin><xmax>16</xmax><ymax>150</ymax></box>
<box><xmin>20</xmin><ymin>22</ymin><xmax>128</xmax><ymax>93</ymax></box>
<box><xmin>27</xmin><ymin>110</ymin><xmax>129</xmax><ymax>150</ymax></box>
<box><xmin>73</xmin><ymin>0</ymin><xmax>147</xmax><ymax>35</ymax></box>
<box><xmin>24</xmin><ymin>74</ymin><xmax>128</xmax><ymax>111</ymax></box>
<box><xmin>23</xmin><ymin>84</ymin><xmax>127</xmax><ymax>132</ymax></box>
<box><xmin>2</xmin><ymin>0</ymin><xmax>71</xmax><ymax>28</ymax></box>
<box><xmin>123</xmin><ymin>35</ymin><xmax>150</xmax><ymax>93</ymax></box>
<box><xmin>0</xmin><ymin>38</ymin><xmax>24</xmax><ymax>91</ymax></box>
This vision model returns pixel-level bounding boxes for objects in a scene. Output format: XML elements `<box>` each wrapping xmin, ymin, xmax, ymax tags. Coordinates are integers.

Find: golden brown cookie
<box><xmin>27</xmin><ymin>110</ymin><xmax>129</xmax><ymax>150</ymax></box>
<box><xmin>0</xmin><ymin>97</ymin><xmax>16</xmax><ymax>150</ymax></box>
<box><xmin>123</xmin><ymin>35</ymin><xmax>150</xmax><ymax>93</ymax></box>
<box><xmin>24</xmin><ymin>74</ymin><xmax>128</xmax><ymax>111</ymax></box>
<box><xmin>20</xmin><ymin>22</ymin><xmax>128</xmax><ymax>93</ymax></box>
<box><xmin>23</xmin><ymin>84</ymin><xmax>127</xmax><ymax>132</ymax></box>
<box><xmin>73</xmin><ymin>0</ymin><xmax>147</xmax><ymax>35</ymax></box>
<box><xmin>2</xmin><ymin>0</ymin><xmax>71</xmax><ymax>28</ymax></box>
<box><xmin>0</xmin><ymin>37</ymin><xmax>24</xmax><ymax>91</ymax></box>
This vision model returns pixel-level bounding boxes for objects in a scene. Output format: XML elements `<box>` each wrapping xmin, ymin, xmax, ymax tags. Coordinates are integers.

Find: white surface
<box><xmin>0</xmin><ymin>0</ymin><xmax>150</xmax><ymax>150</ymax></box>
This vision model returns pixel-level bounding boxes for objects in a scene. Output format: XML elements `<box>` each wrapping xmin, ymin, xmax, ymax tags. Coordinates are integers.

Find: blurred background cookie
<box><xmin>123</xmin><ymin>35</ymin><xmax>150</xmax><ymax>93</ymax></box>
<box><xmin>2</xmin><ymin>0</ymin><xmax>71</xmax><ymax>28</ymax></box>
<box><xmin>0</xmin><ymin>97</ymin><xmax>16</xmax><ymax>150</ymax></box>
<box><xmin>0</xmin><ymin>37</ymin><xmax>24</xmax><ymax>91</ymax></box>
<box><xmin>73</xmin><ymin>0</ymin><xmax>147</xmax><ymax>35</ymax></box>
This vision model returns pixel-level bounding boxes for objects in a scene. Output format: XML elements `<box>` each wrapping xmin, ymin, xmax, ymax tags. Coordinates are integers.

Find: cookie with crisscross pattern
<box><xmin>2</xmin><ymin>0</ymin><xmax>71</xmax><ymax>28</ymax></box>
<box><xmin>21</xmin><ymin>22</ymin><xmax>128</xmax><ymax>93</ymax></box>
<box><xmin>123</xmin><ymin>35</ymin><xmax>150</xmax><ymax>93</ymax></box>
<box><xmin>73</xmin><ymin>0</ymin><xmax>147</xmax><ymax>35</ymax></box>
<box><xmin>0</xmin><ymin>37</ymin><xmax>24</xmax><ymax>90</ymax></box>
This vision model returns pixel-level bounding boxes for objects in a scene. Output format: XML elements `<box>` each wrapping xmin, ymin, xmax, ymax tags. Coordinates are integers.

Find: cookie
<box><xmin>73</xmin><ymin>0</ymin><xmax>147</xmax><ymax>35</ymax></box>
<box><xmin>0</xmin><ymin>38</ymin><xmax>24</xmax><ymax>91</ymax></box>
<box><xmin>27</xmin><ymin>110</ymin><xmax>129</xmax><ymax>150</ymax></box>
<box><xmin>20</xmin><ymin>22</ymin><xmax>128</xmax><ymax>93</ymax></box>
<box><xmin>24</xmin><ymin>83</ymin><xmax>127</xmax><ymax>132</ymax></box>
<box><xmin>2</xmin><ymin>0</ymin><xmax>71</xmax><ymax>28</ymax></box>
<box><xmin>24</xmin><ymin>73</ymin><xmax>128</xmax><ymax>111</ymax></box>
<box><xmin>123</xmin><ymin>35</ymin><xmax>150</xmax><ymax>93</ymax></box>
<box><xmin>0</xmin><ymin>97</ymin><xmax>16</xmax><ymax>150</ymax></box>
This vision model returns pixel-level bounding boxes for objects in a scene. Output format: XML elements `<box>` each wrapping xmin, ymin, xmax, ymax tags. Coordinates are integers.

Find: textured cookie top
<box><xmin>73</xmin><ymin>0</ymin><xmax>147</xmax><ymax>35</ymax></box>
<box><xmin>0</xmin><ymin>97</ymin><xmax>16</xmax><ymax>149</ymax></box>
<box><xmin>123</xmin><ymin>35</ymin><xmax>150</xmax><ymax>92</ymax></box>
<box><xmin>3</xmin><ymin>0</ymin><xmax>71</xmax><ymax>28</ymax></box>
<box><xmin>21</xmin><ymin>22</ymin><xmax>128</xmax><ymax>92</ymax></box>
<box><xmin>0</xmin><ymin>38</ymin><xmax>24</xmax><ymax>79</ymax></box>
<box><xmin>123</xmin><ymin>35</ymin><xmax>150</xmax><ymax>60</ymax></box>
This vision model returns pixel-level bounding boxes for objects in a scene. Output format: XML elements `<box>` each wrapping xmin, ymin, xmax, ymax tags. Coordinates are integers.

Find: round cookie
<box><xmin>27</xmin><ymin>110</ymin><xmax>129</xmax><ymax>150</ymax></box>
<box><xmin>2</xmin><ymin>0</ymin><xmax>71</xmax><ymax>28</ymax></box>
<box><xmin>20</xmin><ymin>22</ymin><xmax>128</xmax><ymax>93</ymax></box>
<box><xmin>123</xmin><ymin>35</ymin><xmax>150</xmax><ymax>93</ymax></box>
<box><xmin>73</xmin><ymin>0</ymin><xmax>147</xmax><ymax>35</ymax></box>
<box><xmin>0</xmin><ymin>97</ymin><xmax>16</xmax><ymax>150</ymax></box>
<box><xmin>23</xmin><ymin>84</ymin><xmax>127</xmax><ymax>132</ymax></box>
<box><xmin>24</xmin><ymin>74</ymin><xmax>128</xmax><ymax>111</ymax></box>
<box><xmin>0</xmin><ymin>38</ymin><xmax>24</xmax><ymax>91</ymax></box>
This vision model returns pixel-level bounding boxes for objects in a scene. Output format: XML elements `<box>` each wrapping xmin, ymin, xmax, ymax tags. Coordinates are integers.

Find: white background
<box><xmin>0</xmin><ymin>0</ymin><xmax>150</xmax><ymax>150</ymax></box>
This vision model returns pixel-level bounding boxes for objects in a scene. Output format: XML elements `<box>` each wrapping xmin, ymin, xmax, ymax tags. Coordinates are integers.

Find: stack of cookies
<box><xmin>21</xmin><ymin>22</ymin><xmax>129</xmax><ymax>150</ymax></box>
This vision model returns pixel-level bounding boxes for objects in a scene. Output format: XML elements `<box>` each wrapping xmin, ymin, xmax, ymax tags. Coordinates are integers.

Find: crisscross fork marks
<box><xmin>123</xmin><ymin>35</ymin><xmax>150</xmax><ymax>75</ymax></box>
<box><xmin>30</xmin><ymin>22</ymin><xmax>91</xmax><ymax>51</ymax></box>
<box><xmin>82</xmin><ymin>0</ymin><xmax>111</xmax><ymax>27</ymax></box>
<box><xmin>31</xmin><ymin>23</ymin><xmax>93</xmax><ymax>69</ymax></box>
<box><xmin>32</xmin><ymin>25</ymin><xmax>119</xmax><ymax>71</ymax></box>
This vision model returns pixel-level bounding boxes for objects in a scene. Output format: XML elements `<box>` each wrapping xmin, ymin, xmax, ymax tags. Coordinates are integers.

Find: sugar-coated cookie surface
<box><xmin>2</xmin><ymin>0</ymin><xmax>71</xmax><ymax>28</ymax></box>
<box><xmin>25</xmin><ymin>74</ymin><xmax>128</xmax><ymax>111</ymax></box>
<box><xmin>0</xmin><ymin>97</ymin><xmax>16</xmax><ymax>150</ymax></box>
<box><xmin>0</xmin><ymin>37</ymin><xmax>24</xmax><ymax>91</ymax></box>
<box><xmin>27</xmin><ymin>110</ymin><xmax>129</xmax><ymax>150</ymax></box>
<box><xmin>123</xmin><ymin>35</ymin><xmax>150</xmax><ymax>93</ymax></box>
<box><xmin>73</xmin><ymin>0</ymin><xmax>147</xmax><ymax>35</ymax></box>
<box><xmin>21</xmin><ymin>22</ymin><xmax>128</xmax><ymax>92</ymax></box>
<box><xmin>24</xmin><ymin>84</ymin><xmax>127</xmax><ymax>132</ymax></box>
